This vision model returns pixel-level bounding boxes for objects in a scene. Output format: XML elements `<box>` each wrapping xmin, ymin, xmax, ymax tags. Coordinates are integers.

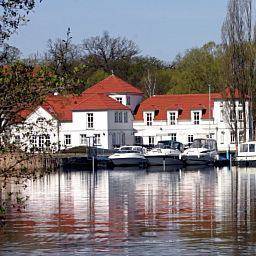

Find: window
<box><xmin>112</xmin><ymin>133</ymin><xmax>116</xmax><ymax>146</ymax></box>
<box><xmin>87</xmin><ymin>113</ymin><xmax>94</xmax><ymax>129</ymax></box>
<box><xmin>116</xmin><ymin>97</ymin><xmax>123</xmax><ymax>104</ymax></box>
<box><xmin>115</xmin><ymin>112</ymin><xmax>119</xmax><ymax>123</ymax></box>
<box><xmin>36</xmin><ymin>117</ymin><xmax>44</xmax><ymax>125</ymax></box>
<box><xmin>94</xmin><ymin>134</ymin><xmax>101</xmax><ymax>146</ymax></box>
<box><xmin>135</xmin><ymin>136</ymin><xmax>143</xmax><ymax>145</ymax></box>
<box><xmin>193</xmin><ymin>112</ymin><xmax>200</xmax><ymax>125</ymax></box>
<box><xmin>14</xmin><ymin>135</ymin><xmax>21</xmax><ymax>144</ymax></box>
<box><xmin>230</xmin><ymin>110</ymin><xmax>235</xmax><ymax>122</ymax></box>
<box><xmin>38</xmin><ymin>135</ymin><xmax>45</xmax><ymax>150</ymax></box>
<box><xmin>239</xmin><ymin>131</ymin><xmax>244</xmax><ymax>143</ymax></box>
<box><xmin>207</xmin><ymin>133</ymin><xmax>215</xmax><ymax>139</ymax></box>
<box><xmin>230</xmin><ymin>132</ymin><xmax>235</xmax><ymax>144</ymax></box>
<box><xmin>188</xmin><ymin>135</ymin><xmax>194</xmax><ymax>143</ymax></box>
<box><xmin>124</xmin><ymin>112</ymin><xmax>128</xmax><ymax>123</ymax></box>
<box><xmin>127</xmin><ymin>96</ymin><xmax>131</xmax><ymax>105</ymax></box>
<box><xmin>30</xmin><ymin>135</ymin><xmax>37</xmax><ymax>148</ymax></box>
<box><xmin>122</xmin><ymin>133</ymin><xmax>126</xmax><ymax>146</ymax></box>
<box><xmin>169</xmin><ymin>112</ymin><xmax>176</xmax><ymax>125</ymax></box>
<box><xmin>170</xmin><ymin>133</ymin><xmax>177</xmax><ymax>141</ymax></box>
<box><xmin>240</xmin><ymin>144</ymin><xmax>248</xmax><ymax>152</ymax></box>
<box><xmin>220</xmin><ymin>110</ymin><xmax>224</xmax><ymax>122</ymax></box>
<box><xmin>118</xmin><ymin>112</ymin><xmax>123</xmax><ymax>123</ymax></box>
<box><xmin>149</xmin><ymin>136</ymin><xmax>155</xmax><ymax>145</ymax></box>
<box><xmin>221</xmin><ymin>132</ymin><xmax>225</xmax><ymax>144</ymax></box>
<box><xmin>64</xmin><ymin>134</ymin><xmax>71</xmax><ymax>146</ymax></box>
<box><xmin>249</xmin><ymin>144</ymin><xmax>255</xmax><ymax>152</ymax></box>
<box><xmin>146</xmin><ymin>113</ymin><xmax>153</xmax><ymax>126</ymax></box>
<box><xmin>238</xmin><ymin>110</ymin><xmax>243</xmax><ymax>122</ymax></box>
<box><xmin>45</xmin><ymin>134</ymin><xmax>51</xmax><ymax>148</ymax></box>
<box><xmin>80</xmin><ymin>134</ymin><xmax>87</xmax><ymax>145</ymax></box>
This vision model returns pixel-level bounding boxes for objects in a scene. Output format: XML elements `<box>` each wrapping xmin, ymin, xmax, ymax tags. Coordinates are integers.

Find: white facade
<box><xmin>14</xmin><ymin>108</ymin><xmax>134</xmax><ymax>151</ymax></box>
<box><xmin>12</xmin><ymin>106</ymin><xmax>59</xmax><ymax>152</ymax></box>
<box><xmin>133</xmin><ymin>99</ymin><xmax>251</xmax><ymax>153</ymax></box>
<box><xmin>59</xmin><ymin>110</ymin><xmax>134</xmax><ymax>150</ymax></box>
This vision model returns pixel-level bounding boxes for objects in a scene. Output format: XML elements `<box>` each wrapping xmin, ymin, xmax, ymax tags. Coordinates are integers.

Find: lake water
<box><xmin>1</xmin><ymin>166</ymin><xmax>256</xmax><ymax>255</ymax></box>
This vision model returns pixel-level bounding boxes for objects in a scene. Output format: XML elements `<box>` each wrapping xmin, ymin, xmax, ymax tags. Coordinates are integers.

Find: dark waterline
<box><xmin>1</xmin><ymin>166</ymin><xmax>256</xmax><ymax>255</ymax></box>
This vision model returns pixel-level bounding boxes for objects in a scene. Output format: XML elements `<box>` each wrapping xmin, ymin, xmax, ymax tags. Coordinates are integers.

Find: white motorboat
<box><xmin>181</xmin><ymin>138</ymin><xmax>218</xmax><ymax>165</ymax></box>
<box><xmin>145</xmin><ymin>140</ymin><xmax>184</xmax><ymax>166</ymax></box>
<box><xmin>108</xmin><ymin>146</ymin><xmax>147</xmax><ymax>167</ymax></box>
<box><xmin>236</xmin><ymin>141</ymin><xmax>256</xmax><ymax>167</ymax></box>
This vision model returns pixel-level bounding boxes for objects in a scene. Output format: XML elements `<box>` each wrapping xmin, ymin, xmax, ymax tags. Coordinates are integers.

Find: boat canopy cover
<box><xmin>190</xmin><ymin>139</ymin><xmax>217</xmax><ymax>150</ymax></box>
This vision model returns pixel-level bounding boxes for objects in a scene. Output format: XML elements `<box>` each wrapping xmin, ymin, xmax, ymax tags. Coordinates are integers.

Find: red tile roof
<box><xmin>134</xmin><ymin>93</ymin><xmax>223</xmax><ymax>121</ymax></box>
<box><xmin>19</xmin><ymin>93</ymin><xmax>129</xmax><ymax>122</ymax></box>
<box><xmin>72</xmin><ymin>93</ymin><xmax>129</xmax><ymax>111</ymax></box>
<box><xmin>83</xmin><ymin>74</ymin><xmax>143</xmax><ymax>95</ymax></box>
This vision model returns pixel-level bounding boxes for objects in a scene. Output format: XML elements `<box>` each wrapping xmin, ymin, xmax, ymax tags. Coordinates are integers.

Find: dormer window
<box><xmin>116</xmin><ymin>97</ymin><xmax>123</xmax><ymax>104</ymax></box>
<box><xmin>193</xmin><ymin>111</ymin><xmax>200</xmax><ymax>125</ymax></box>
<box><xmin>168</xmin><ymin>111</ymin><xmax>177</xmax><ymax>125</ymax></box>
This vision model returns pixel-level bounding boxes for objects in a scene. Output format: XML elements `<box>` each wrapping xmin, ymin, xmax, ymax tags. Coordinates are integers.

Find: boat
<box><xmin>181</xmin><ymin>138</ymin><xmax>219</xmax><ymax>165</ymax></box>
<box><xmin>145</xmin><ymin>140</ymin><xmax>184</xmax><ymax>166</ymax></box>
<box><xmin>108</xmin><ymin>146</ymin><xmax>148</xmax><ymax>167</ymax></box>
<box><xmin>236</xmin><ymin>141</ymin><xmax>256</xmax><ymax>167</ymax></box>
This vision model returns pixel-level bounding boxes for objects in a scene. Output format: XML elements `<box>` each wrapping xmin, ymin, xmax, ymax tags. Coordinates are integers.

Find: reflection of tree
<box><xmin>2</xmin><ymin>168</ymin><xmax>256</xmax><ymax>253</ymax></box>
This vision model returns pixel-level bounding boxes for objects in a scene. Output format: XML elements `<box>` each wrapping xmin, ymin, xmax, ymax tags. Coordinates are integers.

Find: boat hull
<box><xmin>182</xmin><ymin>155</ymin><xmax>215</xmax><ymax>165</ymax></box>
<box><xmin>110</xmin><ymin>157</ymin><xmax>147</xmax><ymax>167</ymax></box>
<box><xmin>145</xmin><ymin>155</ymin><xmax>183</xmax><ymax>166</ymax></box>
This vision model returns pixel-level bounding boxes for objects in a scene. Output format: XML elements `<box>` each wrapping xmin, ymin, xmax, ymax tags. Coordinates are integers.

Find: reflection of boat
<box><xmin>183</xmin><ymin>165</ymin><xmax>215</xmax><ymax>172</ymax></box>
<box><xmin>236</xmin><ymin>141</ymin><xmax>256</xmax><ymax>167</ymax></box>
<box><xmin>147</xmin><ymin>165</ymin><xmax>182</xmax><ymax>172</ymax></box>
<box><xmin>109</xmin><ymin>146</ymin><xmax>147</xmax><ymax>167</ymax></box>
<box><xmin>145</xmin><ymin>140</ymin><xmax>184</xmax><ymax>166</ymax></box>
<box><xmin>181</xmin><ymin>139</ymin><xmax>218</xmax><ymax>165</ymax></box>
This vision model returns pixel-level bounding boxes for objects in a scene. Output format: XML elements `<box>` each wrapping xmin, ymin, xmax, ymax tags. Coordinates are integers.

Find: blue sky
<box><xmin>9</xmin><ymin>0</ymin><xmax>228</xmax><ymax>62</ymax></box>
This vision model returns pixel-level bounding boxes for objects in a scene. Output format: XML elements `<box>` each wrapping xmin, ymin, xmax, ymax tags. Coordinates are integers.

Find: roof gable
<box><xmin>83</xmin><ymin>74</ymin><xmax>143</xmax><ymax>95</ymax></box>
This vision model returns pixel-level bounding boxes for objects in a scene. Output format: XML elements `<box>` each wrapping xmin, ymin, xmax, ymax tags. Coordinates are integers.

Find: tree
<box><xmin>83</xmin><ymin>31</ymin><xmax>140</xmax><ymax>73</ymax></box>
<box><xmin>45</xmin><ymin>28</ymin><xmax>81</xmax><ymax>76</ymax></box>
<box><xmin>167</xmin><ymin>42</ymin><xmax>223</xmax><ymax>94</ymax></box>
<box><xmin>0</xmin><ymin>62</ymin><xmax>53</xmax><ymax>136</ymax></box>
<box><xmin>0</xmin><ymin>0</ymin><xmax>42</xmax><ymax>43</ymax></box>
<box><xmin>222</xmin><ymin>0</ymin><xmax>256</xmax><ymax>143</ymax></box>
<box><xmin>143</xmin><ymin>69</ymin><xmax>157</xmax><ymax>97</ymax></box>
<box><xmin>0</xmin><ymin>43</ymin><xmax>20</xmax><ymax>65</ymax></box>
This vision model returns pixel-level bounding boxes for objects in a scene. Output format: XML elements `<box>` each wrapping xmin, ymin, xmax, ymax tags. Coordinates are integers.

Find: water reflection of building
<box><xmin>2</xmin><ymin>168</ymin><xmax>256</xmax><ymax>253</ymax></box>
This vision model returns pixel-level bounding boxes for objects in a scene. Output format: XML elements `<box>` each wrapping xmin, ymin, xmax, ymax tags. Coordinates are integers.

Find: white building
<box><xmin>14</xmin><ymin>75</ymin><xmax>251</xmax><ymax>153</ymax></box>
<box><xmin>15</xmin><ymin>75</ymin><xmax>143</xmax><ymax>151</ymax></box>
<box><xmin>133</xmin><ymin>93</ymin><xmax>251</xmax><ymax>153</ymax></box>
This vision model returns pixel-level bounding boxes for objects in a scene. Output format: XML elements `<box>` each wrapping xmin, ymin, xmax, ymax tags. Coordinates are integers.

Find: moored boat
<box><xmin>145</xmin><ymin>140</ymin><xmax>184</xmax><ymax>166</ymax></box>
<box><xmin>108</xmin><ymin>146</ymin><xmax>147</xmax><ymax>167</ymax></box>
<box><xmin>236</xmin><ymin>141</ymin><xmax>256</xmax><ymax>167</ymax></box>
<box><xmin>181</xmin><ymin>138</ymin><xmax>218</xmax><ymax>165</ymax></box>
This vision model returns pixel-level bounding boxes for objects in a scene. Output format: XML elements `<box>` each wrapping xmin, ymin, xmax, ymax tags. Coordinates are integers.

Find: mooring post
<box><xmin>92</xmin><ymin>156</ymin><xmax>95</xmax><ymax>174</ymax></box>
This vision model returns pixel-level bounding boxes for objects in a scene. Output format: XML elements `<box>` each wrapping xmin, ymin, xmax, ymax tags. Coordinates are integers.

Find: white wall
<box><xmin>60</xmin><ymin>110</ymin><xmax>134</xmax><ymax>150</ymax></box>
<box><xmin>12</xmin><ymin>106</ymin><xmax>59</xmax><ymax>152</ymax></box>
<box><xmin>133</xmin><ymin>99</ymin><xmax>251</xmax><ymax>153</ymax></box>
<box><xmin>109</xmin><ymin>93</ymin><xmax>143</xmax><ymax>113</ymax></box>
